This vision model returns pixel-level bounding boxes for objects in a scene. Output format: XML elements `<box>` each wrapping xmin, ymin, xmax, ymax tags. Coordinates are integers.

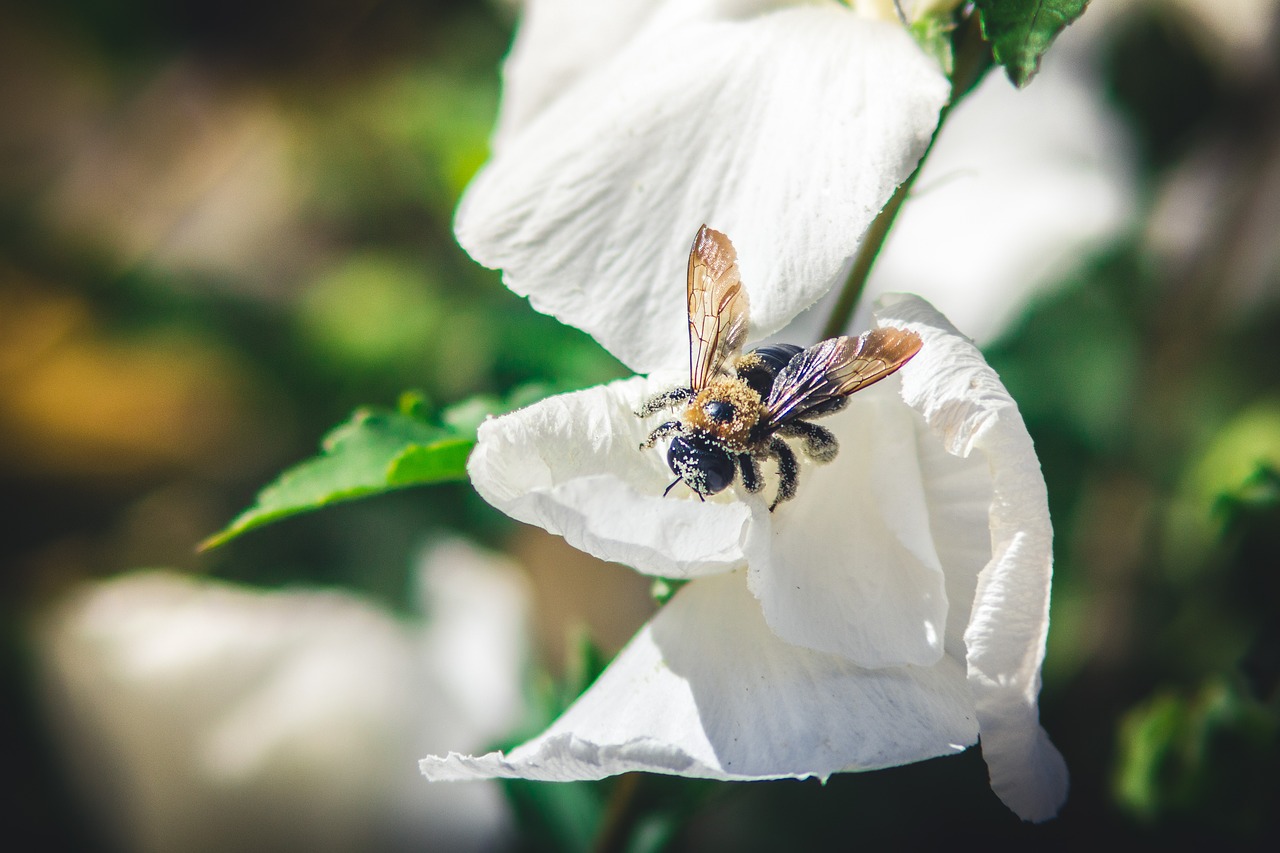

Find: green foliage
<box><xmin>500</xmin><ymin>776</ymin><xmax>605</xmax><ymax>853</ymax></box>
<box><xmin>203</xmin><ymin>377</ymin><xmax>582</xmax><ymax>549</ymax></box>
<box><xmin>985</xmin><ymin>249</ymin><xmax>1142</xmax><ymax>456</ymax></box>
<box><xmin>202</xmin><ymin>396</ymin><xmax>473</xmax><ymax>548</ymax></box>
<box><xmin>973</xmin><ymin>0</ymin><xmax>1089</xmax><ymax>87</ymax></box>
<box><xmin>1109</xmin><ymin>427</ymin><xmax>1280</xmax><ymax>839</ymax></box>
<box><xmin>1114</xmin><ymin>678</ymin><xmax>1280</xmax><ymax>836</ymax></box>
<box><xmin>1164</xmin><ymin>404</ymin><xmax>1280</xmax><ymax>578</ymax></box>
<box><xmin>497</xmin><ymin>630</ymin><xmax>613</xmax><ymax>853</ymax></box>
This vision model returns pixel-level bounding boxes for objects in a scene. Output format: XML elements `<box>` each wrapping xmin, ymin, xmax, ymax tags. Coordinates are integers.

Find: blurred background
<box><xmin>1</xmin><ymin>0</ymin><xmax>1278</xmax><ymax>850</ymax></box>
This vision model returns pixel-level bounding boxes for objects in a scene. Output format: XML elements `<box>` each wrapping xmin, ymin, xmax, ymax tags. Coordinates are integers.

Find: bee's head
<box><xmin>666</xmin><ymin>434</ymin><xmax>735</xmax><ymax>497</ymax></box>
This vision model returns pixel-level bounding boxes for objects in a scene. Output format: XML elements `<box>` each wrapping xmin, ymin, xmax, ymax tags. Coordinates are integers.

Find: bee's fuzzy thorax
<box><xmin>683</xmin><ymin>378</ymin><xmax>764</xmax><ymax>452</ymax></box>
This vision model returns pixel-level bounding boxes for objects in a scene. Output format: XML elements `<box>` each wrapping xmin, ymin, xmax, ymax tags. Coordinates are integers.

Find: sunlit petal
<box><xmin>459</xmin><ymin>290</ymin><xmax>1064</xmax><ymax>819</ymax></box>
<box><xmin>457</xmin><ymin>3</ymin><xmax>949</xmax><ymax>372</ymax></box>
<box><xmin>874</xmin><ymin>293</ymin><xmax>1067</xmax><ymax>821</ymax></box>
<box><xmin>743</xmin><ymin>383</ymin><xmax>951</xmax><ymax>668</ymax></box>
<box><xmin>468</xmin><ymin>376</ymin><xmax>753</xmax><ymax>577</ymax></box>
<box><xmin>421</xmin><ymin>571</ymin><xmax>976</xmax><ymax>782</ymax></box>
<box><xmin>492</xmin><ymin>0</ymin><xmax>665</xmax><ymax>146</ymax></box>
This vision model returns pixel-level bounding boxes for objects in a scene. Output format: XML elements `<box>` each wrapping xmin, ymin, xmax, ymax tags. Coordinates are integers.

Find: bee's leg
<box><xmin>796</xmin><ymin>396</ymin><xmax>848</xmax><ymax>420</ymax></box>
<box><xmin>777</xmin><ymin>420</ymin><xmax>839</xmax><ymax>463</ymax></box>
<box><xmin>640</xmin><ymin>420</ymin><xmax>683</xmax><ymax>450</ymax></box>
<box><xmin>767</xmin><ymin>437</ymin><xmax>799</xmax><ymax>511</ymax></box>
<box><xmin>635</xmin><ymin>387</ymin><xmax>693</xmax><ymax>418</ymax></box>
<box><xmin>737</xmin><ymin>453</ymin><xmax>763</xmax><ymax>493</ymax></box>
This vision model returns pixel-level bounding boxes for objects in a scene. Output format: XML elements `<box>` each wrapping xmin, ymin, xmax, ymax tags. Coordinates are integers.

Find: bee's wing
<box><xmin>687</xmin><ymin>225</ymin><xmax>749</xmax><ymax>391</ymax></box>
<box><xmin>765</xmin><ymin>327</ymin><xmax>923</xmax><ymax>424</ymax></box>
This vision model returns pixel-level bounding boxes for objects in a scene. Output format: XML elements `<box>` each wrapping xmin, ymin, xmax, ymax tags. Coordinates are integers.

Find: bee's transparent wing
<box><xmin>687</xmin><ymin>225</ymin><xmax>749</xmax><ymax>391</ymax></box>
<box><xmin>765</xmin><ymin>327</ymin><xmax>923</xmax><ymax>424</ymax></box>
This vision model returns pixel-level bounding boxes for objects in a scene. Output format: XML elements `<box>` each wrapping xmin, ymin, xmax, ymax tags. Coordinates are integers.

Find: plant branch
<box><xmin>819</xmin><ymin>10</ymin><xmax>992</xmax><ymax>339</ymax></box>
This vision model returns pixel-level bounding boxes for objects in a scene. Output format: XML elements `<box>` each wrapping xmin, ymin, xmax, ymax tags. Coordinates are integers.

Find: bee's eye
<box><xmin>704</xmin><ymin>400</ymin><xmax>735</xmax><ymax>423</ymax></box>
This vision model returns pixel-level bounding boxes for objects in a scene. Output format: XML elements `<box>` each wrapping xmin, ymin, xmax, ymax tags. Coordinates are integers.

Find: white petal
<box><xmin>495</xmin><ymin>2</ymin><xmax>866</xmax><ymax>145</ymax></box>
<box><xmin>421</xmin><ymin>571</ymin><xmax>977</xmax><ymax>782</ymax></box>
<box><xmin>468</xmin><ymin>376</ymin><xmax>753</xmax><ymax>577</ymax></box>
<box><xmin>457</xmin><ymin>4</ymin><xmax>949</xmax><ymax>372</ymax></box>
<box><xmin>491</xmin><ymin>0</ymin><xmax>664</xmax><ymax>146</ymax></box>
<box><xmin>743</xmin><ymin>382</ymin><xmax>952</xmax><ymax>668</ymax></box>
<box><xmin>874</xmin><ymin>293</ymin><xmax>1068</xmax><ymax>821</ymax></box>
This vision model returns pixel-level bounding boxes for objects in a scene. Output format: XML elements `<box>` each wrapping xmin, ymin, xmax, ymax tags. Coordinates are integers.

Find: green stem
<box><xmin>819</xmin><ymin>10</ymin><xmax>992</xmax><ymax>340</ymax></box>
<box><xmin>819</xmin><ymin>163</ymin><xmax>922</xmax><ymax>340</ymax></box>
<box><xmin>592</xmin><ymin>773</ymin><xmax>643</xmax><ymax>853</ymax></box>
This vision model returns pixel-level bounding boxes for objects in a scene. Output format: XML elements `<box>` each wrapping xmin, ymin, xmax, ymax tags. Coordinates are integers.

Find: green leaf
<box><xmin>1114</xmin><ymin>678</ymin><xmax>1280</xmax><ymax>834</ymax></box>
<box><xmin>1163</xmin><ymin>402</ymin><xmax>1280</xmax><ymax>577</ymax></box>
<box><xmin>202</xmin><ymin>407</ymin><xmax>470</xmax><ymax>549</ymax></box>
<box><xmin>203</xmin><ymin>384</ymin><xmax>563</xmax><ymax>548</ymax></box>
<box><xmin>973</xmin><ymin>0</ymin><xmax>1088</xmax><ymax>87</ymax></box>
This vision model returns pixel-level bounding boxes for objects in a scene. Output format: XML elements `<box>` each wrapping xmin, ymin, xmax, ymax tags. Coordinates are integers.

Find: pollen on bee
<box><xmin>683</xmin><ymin>378</ymin><xmax>764</xmax><ymax>451</ymax></box>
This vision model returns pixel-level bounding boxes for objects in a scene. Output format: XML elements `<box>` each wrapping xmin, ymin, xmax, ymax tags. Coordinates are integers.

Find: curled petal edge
<box><xmin>875</xmin><ymin>293</ymin><xmax>1068</xmax><ymax>821</ymax></box>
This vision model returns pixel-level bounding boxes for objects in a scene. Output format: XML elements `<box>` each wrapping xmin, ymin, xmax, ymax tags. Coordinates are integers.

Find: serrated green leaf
<box><xmin>203</xmin><ymin>384</ymin><xmax>566</xmax><ymax>549</ymax></box>
<box><xmin>202</xmin><ymin>408</ymin><xmax>470</xmax><ymax>549</ymax></box>
<box><xmin>974</xmin><ymin>0</ymin><xmax>1088</xmax><ymax>87</ymax></box>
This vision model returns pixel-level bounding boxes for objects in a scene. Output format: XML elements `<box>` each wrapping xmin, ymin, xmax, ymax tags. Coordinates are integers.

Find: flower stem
<box><xmin>592</xmin><ymin>773</ymin><xmax>643</xmax><ymax>853</ymax></box>
<box><xmin>819</xmin><ymin>10</ymin><xmax>993</xmax><ymax>340</ymax></box>
<box><xmin>819</xmin><ymin>164</ymin><xmax>921</xmax><ymax>340</ymax></box>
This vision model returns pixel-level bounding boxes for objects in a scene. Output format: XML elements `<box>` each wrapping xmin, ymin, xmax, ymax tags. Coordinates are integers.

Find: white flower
<box><xmin>36</xmin><ymin>539</ymin><xmax>530</xmax><ymax>853</ymax></box>
<box><xmin>422</xmin><ymin>294</ymin><xmax>1067</xmax><ymax>822</ymax></box>
<box><xmin>458</xmin><ymin>0</ymin><xmax>950</xmax><ymax>372</ymax></box>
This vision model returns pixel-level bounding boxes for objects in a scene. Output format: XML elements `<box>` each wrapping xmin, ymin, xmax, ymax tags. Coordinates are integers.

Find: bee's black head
<box><xmin>667</xmin><ymin>434</ymin><xmax>735</xmax><ymax>496</ymax></box>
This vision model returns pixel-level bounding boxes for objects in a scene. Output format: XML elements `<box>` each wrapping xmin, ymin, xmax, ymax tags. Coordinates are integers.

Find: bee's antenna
<box><xmin>663</xmin><ymin>478</ymin><xmax>682</xmax><ymax>497</ymax></box>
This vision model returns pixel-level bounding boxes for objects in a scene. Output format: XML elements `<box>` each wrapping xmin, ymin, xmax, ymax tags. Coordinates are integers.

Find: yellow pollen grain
<box><xmin>683</xmin><ymin>378</ymin><xmax>764</xmax><ymax>451</ymax></box>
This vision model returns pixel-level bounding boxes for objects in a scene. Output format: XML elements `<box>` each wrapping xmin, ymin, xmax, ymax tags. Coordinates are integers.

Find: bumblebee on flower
<box><xmin>637</xmin><ymin>226</ymin><xmax>922</xmax><ymax>510</ymax></box>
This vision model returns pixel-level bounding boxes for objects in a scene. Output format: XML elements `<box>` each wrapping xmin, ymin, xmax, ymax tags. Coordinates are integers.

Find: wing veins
<box><xmin>686</xmin><ymin>226</ymin><xmax>749</xmax><ymax>390</ymax></box>
<box><xmin>766</xmin><ymin>328</ymin><xmax>923</xmax><ymax>424</ymax></box>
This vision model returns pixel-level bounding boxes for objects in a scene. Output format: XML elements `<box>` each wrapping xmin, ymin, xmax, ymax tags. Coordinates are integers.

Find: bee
<box><xmin>637</xmin><ymin>225</ymin><xmax>923</xmax><ymax>510</ymax></box>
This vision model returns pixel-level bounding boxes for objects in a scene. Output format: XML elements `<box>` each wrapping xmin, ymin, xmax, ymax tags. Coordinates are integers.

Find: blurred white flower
<box><xmin>37</xmin><ymin>539</ymin><xmax>530</xmax><ymax>853</ymax></box>
<box><xmin>833</xmin><ymin>12</ymin><xmax>1135</xmax><ymax>345</ymax></box>
<box><xmin>423</xmin><ymin>294</ymin><xmax>1067</xmax><ymax>822</ymax></box>
<box><xmin>458</xmin><ymin>0</ymin><xmax>949</xmax><ymax>372</ymax></box>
